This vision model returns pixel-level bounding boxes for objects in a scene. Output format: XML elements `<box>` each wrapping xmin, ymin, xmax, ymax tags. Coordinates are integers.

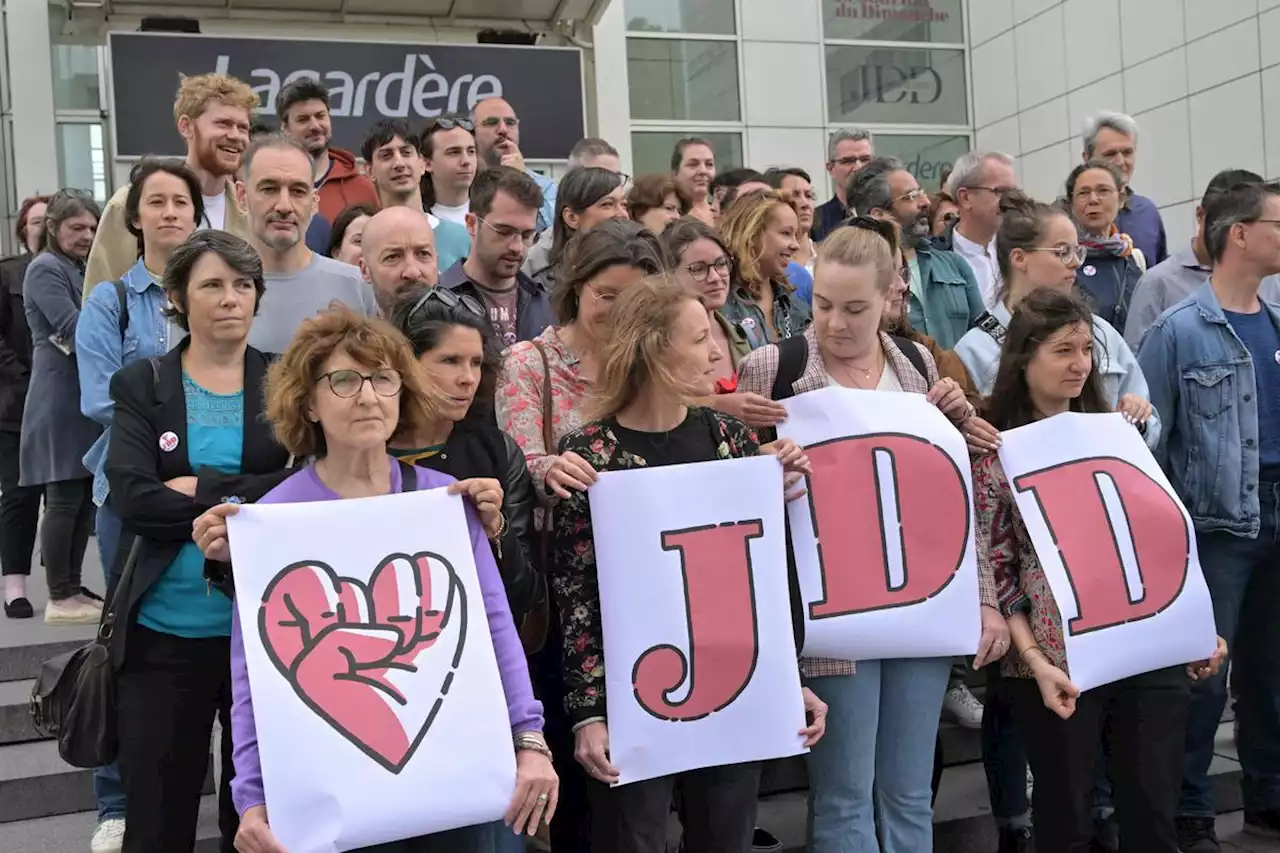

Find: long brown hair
<box><xmin>982</xmin><ymin>288</ymin><xmax>1109</xmax><ymax>431</ymax></box>
<box><xmin>719</xmin><ymin>189</ymin><xmax>797</xmax><ymax>299</ymax></box>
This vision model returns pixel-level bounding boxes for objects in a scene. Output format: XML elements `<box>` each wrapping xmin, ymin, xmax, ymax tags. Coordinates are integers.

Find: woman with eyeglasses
<box><xmin>719</xmin><ymin>190</ymin><xmax>812</xmax><ymax>351</ymax></box>
<box><xmin>497</xmin><ymin>220</ymin><xmax>667</xmax><ymax>853</ymax></box>
<box><xmin>1065</xmin><ymin>160</ymin><xmax>1145</xmax><ymax>332</ymax></box>
<box><xmin>954</xmin><ymin>190</ymin><xmax>1157</xmax><ymax>452</ymax></box>
<box><xmin>737</xmin><ymin>224</ymin><xmax>1006</xmax><ymax>853</ymax></box>
<box><xmin>523</xmin><ymin>167</ymin><xmax>629</xmax><ymax>290</ymax></box>
<box><xmin>190</xmin><ymin>306</ymin><xmax>555</xmax><ymax>853</ymax></box>
<box><xmin>19</xmin><ymin>188</ymin><xmax>103</xmax><ymax>624</ymax></box>
<box><xmin>104</xmin><ymin>231</ymin><xmax>294</xmax><ymax>852</ymax></box>
<box><xmin>388</xmin><ymin>286</ymin><xmax>544</xmax><ymax>649</ymax></box>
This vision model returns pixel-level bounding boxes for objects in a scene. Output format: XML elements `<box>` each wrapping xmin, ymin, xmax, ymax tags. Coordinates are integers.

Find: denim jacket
<box><xmin>721</xmin><ymin>279</ymin><xmax>812</xmax><ymax>350</ymax></box>
<box><xmin>1137</xmin><ymin>282</ymin><xmax>1280</xmax><ymax>538</ymax></box>
<box><xmin>76</xmin><ymin>260</ymin><xmax>179</xmax><ymax>507</ymax></box>
<box><xmin>907</xmin><ymin>239</ymin><xmax>985</xmax><ymax>350</ymax></box>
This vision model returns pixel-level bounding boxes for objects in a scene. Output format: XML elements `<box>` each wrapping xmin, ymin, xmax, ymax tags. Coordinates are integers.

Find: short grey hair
<box><xmin>241</xmin><ymin>132</ymin><xmax>313</xmax><ymax>181</ymax></box>
<box><xmin>946</xmin><ymin>151</ymin><xmax>1015</xmax><ymax>195</ymax></box>
<box><xmin>827</xmin><ymin>128</ymin><xmax>873</xmax><ymax>162</ymax></box>
<box><xmin>847</xmin><ymin>156</ymin><xmax>905</xmax><ymax>214</ymax></box>
<box><xmin>568</xmin><ymin>137</ymin><xmax>620</xmax><ymax>170</ymax></box>
<box><xmin>1082</xmin><ymin>111</ymin><xmax>1139</xmax><ymax>157</ymax></box>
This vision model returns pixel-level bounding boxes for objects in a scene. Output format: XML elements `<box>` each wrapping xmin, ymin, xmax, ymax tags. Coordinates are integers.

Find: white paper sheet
<box><xmin>998</xmin><ymin>412</ymin><xmax>1217</xmax><ymax>691</ymax></box>
<box><xmin>779</xmin><ymin>387</ymin><xmax>981</xmax><ymax>660</ymax></box>
<box><xmin>227</xmin><ymin>488</ymin><xmax>515</xmax><ymax>853</ymax></box>
<box><xmin>588</xmin><ymin>455</ymin><xmax>808</xmax><ymax>785</ymax></box>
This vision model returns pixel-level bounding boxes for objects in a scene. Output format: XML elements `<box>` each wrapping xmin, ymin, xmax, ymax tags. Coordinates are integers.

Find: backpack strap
<box><xmin>771</xmin><ymin>334</ymin><xmax>809</xmax><ymax>401</ymax></box>
<box><xmin>888</xmin><ymin>335</ymin><xmax>929</xmax><ymax>383</ymax></box>
<box><xmin>398</xmin><ymin>459</ymin><xmax>419</xmax><ymax>492</ymax></box>
<box><xmin>113</xmin><ymin>279</ymin><xmax>129</xmax><ymax>341</ymax></box>
<box><xmin>148</xmin><ymin>357</ymin><xmax>160</xmax><ymax>389</ymax></box>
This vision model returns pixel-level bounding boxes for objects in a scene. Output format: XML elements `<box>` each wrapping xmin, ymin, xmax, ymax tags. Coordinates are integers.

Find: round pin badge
<box><xmin>1275</xmin><ymin>349</ymin><xmax>1280</xmax><ymax>366</ymax></box>
<box><xmin>1082</xmin><ymin>264</ymin><xmax>1097</xmax><ymax>277</ymax></box>
<box><xmin>158</xmin><ymin>431</ymin><xmax>179</xmax><ymax>453</ymax></box>
<box><xmin>741</xmin><ymin>317</ymin><xmax>757</xmax><ymax>330</ymax></box>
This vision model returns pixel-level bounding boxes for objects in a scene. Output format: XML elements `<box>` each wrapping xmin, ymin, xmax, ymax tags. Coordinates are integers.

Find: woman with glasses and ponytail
<box><xmin>953</xmin><ymin>190</ymin><xmax>1158</xmax><ymax>453</ymax></box>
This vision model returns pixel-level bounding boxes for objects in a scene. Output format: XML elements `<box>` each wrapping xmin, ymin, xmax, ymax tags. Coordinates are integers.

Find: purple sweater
<box><xmin>229</xmin><ymin>461</ymin><xmax>544</xmax><ymax>816</ymax></box>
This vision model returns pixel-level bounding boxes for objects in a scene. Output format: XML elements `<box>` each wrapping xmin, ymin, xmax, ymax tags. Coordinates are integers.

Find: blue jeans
<box><xmin>93</xmin><ymin>500</ymin><xmax>126</xmax><ymax>822</ymax></box>
<box><xmin>1180</xmin><ymin>480</ymin><xmax>1280</xmax><ymax>817</ymax></box>
<box><xmin>806</xmin><ymin>658</ymin><xmax>950</xmax><ymax>853</ymax></box>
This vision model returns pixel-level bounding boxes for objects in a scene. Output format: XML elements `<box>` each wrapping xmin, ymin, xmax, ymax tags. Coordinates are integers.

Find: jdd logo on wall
<box><xmin>108</xmin><ymin>32</ymin><xmax>585</xmax><ymax>162</ymax></box>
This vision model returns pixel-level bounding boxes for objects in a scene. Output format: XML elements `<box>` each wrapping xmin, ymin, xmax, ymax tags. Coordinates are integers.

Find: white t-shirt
<box><xmin>201</xmin><ymin>192</ymin><xmax>227</xmax><ymax>231</ymax></box>
<box><xmin>432</xmin><ymin>200</ymin><xmax>470</xmax><ymax>227</ymax></box>
<box><xmin>824</xmin><ymin>360</ymin><xmax>903</xmax><ymax>391</ymax></box>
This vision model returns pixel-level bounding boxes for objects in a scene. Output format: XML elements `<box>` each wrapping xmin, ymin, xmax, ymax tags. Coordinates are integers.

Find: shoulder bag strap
<box><xmin>888</xmin><ymin>335</ymin><xmax>929</xmax><ymax>383</ymax></box>
<box><xmin>771</xmin><ymin>335</ymin><xmax>809</xmax><ymax>401</ymax></box>
<box><xmin>974</xmin><ymin>311</ymin><xmax>1006</xmax><ymax>346</ymax></box>
<box><xmin>529</xmin><ymin>340</ymin><xmax>557</xmax><ymax>455</ymax></box>
<box><xmin>398</xmin><ymin>459</ymin><xmax>419</xmax><ymax>492</ymax></box>
<box><xmin>99</xmin><ymin>536</ymin><xmax>144</xmax><ymax>645</ymax></box>
<box><xmin>113</xmin><ymin>279</ymin><xmax>129</xmax><ymax>341</ymax></box>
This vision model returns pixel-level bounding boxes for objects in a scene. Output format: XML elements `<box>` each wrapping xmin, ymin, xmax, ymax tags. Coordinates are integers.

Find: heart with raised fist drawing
<box><xmin>257</xmin><ymin>551</ymin><xmax>468</xmax><ymax>773</ymax></box>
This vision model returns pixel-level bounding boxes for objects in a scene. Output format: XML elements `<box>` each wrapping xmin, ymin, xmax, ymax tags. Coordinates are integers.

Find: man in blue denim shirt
<box><xmin>1137</xmin><ymin>180</ymin><xmax>1280</xmax><ymax>852</ymax></box>
<box><xmin>74</xmin><ymin>158</ymin><xmax>199</xmax><ymax>853</ymax></box>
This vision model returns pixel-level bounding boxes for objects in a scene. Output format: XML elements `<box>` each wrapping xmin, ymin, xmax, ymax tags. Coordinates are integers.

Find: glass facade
<box><xmin>631</xmin><ymin>131</ymin><xmax>743</xmax><ymax>176</ymax></box>
<box><xmin>56</xmin><ymin>123</ymin><xmax>108</xmax><ymax>202</ymax></box>
<box><xmin>822</xmin><ymin>0</ymin><xmax>964</xmax><ymax>44</ymax></box>
<box><xmin>627</xmin><ymin>39</ymin><xmax>740</xmax><ymax>123</ymax></box>
<box><xmin>871</xmin><ymin>133</ymin><xmax>970</xmax><ymax>190</ymax></box>
<box><xmin>825</xmin><ymin>45</ymin><xmax>968</xmax><ymax>125</ymax></box>
<box><xmin>624</xmin><ymin>0</ymin><xmax>736</xmax><ymax>35</ymax></box>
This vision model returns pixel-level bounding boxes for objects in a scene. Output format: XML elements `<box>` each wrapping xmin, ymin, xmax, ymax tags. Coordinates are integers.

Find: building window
<box><xmin>631</xmin><ymin>131</ymin><xmax>743</xmax><ymax>177</ymax></box>
<box><xmin>52</xmin><ymin>44</ymin><xmax>101</xmax><ymax>112</ymax></box>
<box><xmin>825</xmin><ymin>45</ymin><xmax>967</xmax><ymax>125</ymax></box>
<box><xmin>624</xmin><ymin>0</ymin><xmax>736</xmax><ymax>35</ymax></box>
<box><xmin>627</xmin><ymin>39</ymin><xmax>741</xmax><ymax>122</ymax></box>
<box><xmin>823</xmin><ymin>0</ymin><xmax>964</xmax><ymax>44</ymax></box>
<box><xmin>56</xmin><ymin>124</ymin><xmax>108</xmax><ymax>202</ymax></box>
<box><xmin>870</xmin><ymin>134</ymin><xmax>970</xmax><ymax>191</ymax></box>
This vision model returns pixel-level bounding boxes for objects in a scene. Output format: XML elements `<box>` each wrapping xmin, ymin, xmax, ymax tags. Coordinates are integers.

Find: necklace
<box><xmin>830</xmin><ymin>349</ymin><xmax>883</xmax><ymax>388</ymax></box>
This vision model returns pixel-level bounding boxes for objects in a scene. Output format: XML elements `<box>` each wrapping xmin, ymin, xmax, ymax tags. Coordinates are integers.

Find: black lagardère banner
<box><xmin>108</xmin><ymin>32</ymin><xmax>585</xmax><ymax>161</ymax></box>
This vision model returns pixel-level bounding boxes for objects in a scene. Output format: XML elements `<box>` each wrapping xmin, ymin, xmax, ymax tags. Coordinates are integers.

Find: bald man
<box><xmin>471</xmin><ymin>96</ymin><xmax>557</xmax><ymax>232</ymax></box>
<box><xmin>358</xmin><ymin>206</ymin><xmax>439</xmax><ymax>314</ymax></box>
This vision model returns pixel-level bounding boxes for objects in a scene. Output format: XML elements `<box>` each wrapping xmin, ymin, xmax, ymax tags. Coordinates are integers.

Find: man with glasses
<box><xmin>358</xmin><ymin>206</ymin><xmax>440</xmax><ymax>314</ymax></box>
<box><xmin>1137</xmin><ymin>180</ymin><xmax>1280</xmax><ymax>853</ymax></box>
<box><xmin>1083</xmin><ymin>111</ymin><xmax>1168</xmax><ymax>265</ymax></box>
<box><xmin>472</xmin><ymin>97</ymin><xmax>557</xmax><ymax>233</ymax></box>
<box><xmin>851</xmin><ymin>157</ymin><xmax>983</xmax><ymax>349</ymax></box>
<box><xmin>813</xmin><ymin>128</ymin><xmax>874</xmax><ymax>243</ymax></box>
<box><xmin>422</xmin><ymin>116</ymin><xmax>478</xmax><ymax>228</ymax></box>
<box><xmin>360</xmin><ymin>118</ymin><xmax>471</xmax><ymax>270</ymax></box>
<box><xmin>441</xmin><ymin>166</ymin><xmax>552</xmax><ymax>346</ymax></box>
<box><xmin>1125</xmin><ymin>169</ymin><xmax>1280</xmax><ymax>350</ymax></box>
<box><xmin>941</xmin><ymin>151</ymin><xmax>1019</xmax><ymax>308</ymax></box>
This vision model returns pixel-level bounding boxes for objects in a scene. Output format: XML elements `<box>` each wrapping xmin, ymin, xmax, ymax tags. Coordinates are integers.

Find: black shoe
<box><xmin>3</xmin><ymin>597</ymin><xmax>33</xmax><ymax>618</ymax></box>
<box><xmin>1244</xmin><ymin>808</ymin><xmax>1280</xmax><ymax>837</ymax></box>
<box><xmin>1092</xmin><ymin>812</ymin><xmax>1119</xmax><ymax>852</ymax></box>
<box><xmin>751</xmin><ymin>827</ymin><xmax>782</xmax><ymax>852</ymax></box>
<box><xmin>79</xmin><ymin>586</ymin><xmax>104</xmax><ymax>603</ymax></box>
<box><xmin>1176</xmin><ymin>816</ymin><xmax>1220</xmax><ymax>852</ymax></box>
<box><xmin>997</xmin><ymin>826</ymin><xmax>1032</xmax><ymax>853</ymax></box>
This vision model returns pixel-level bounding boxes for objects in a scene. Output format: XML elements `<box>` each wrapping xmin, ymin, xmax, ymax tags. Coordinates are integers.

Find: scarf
<box><xmin>1079</xmin><ymin>224</ymin><xmax>1133</xmax><ymax>259</ymax></box>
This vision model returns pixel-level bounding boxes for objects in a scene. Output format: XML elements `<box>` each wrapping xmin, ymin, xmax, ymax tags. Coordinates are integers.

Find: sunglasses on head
<box><xmin>408</xmin><ymin>286</ymin><xmax>486</xmax><ymax>320</ymax></box>
<box><xmin>425</xmin><ymin>117</ymin><xmax>475</xmax><ymax>134</ymax></box>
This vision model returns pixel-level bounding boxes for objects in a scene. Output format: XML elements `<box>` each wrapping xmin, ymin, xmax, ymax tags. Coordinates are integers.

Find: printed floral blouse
<box><xmin>551</xmin><ymin>410</ymin><xmax>758</xmax><ymax>725</ymax></box>
<box><xmin>972</xmin><ymin>452</ymin><xmax>1069</xmax><ymax>679</ymax></box>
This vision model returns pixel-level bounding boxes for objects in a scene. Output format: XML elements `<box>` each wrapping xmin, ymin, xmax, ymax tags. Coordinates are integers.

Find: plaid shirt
<box><xmin>738</xmin><ymin>327</ymin><xmax>997</xmax><ymax>677</ymax></box>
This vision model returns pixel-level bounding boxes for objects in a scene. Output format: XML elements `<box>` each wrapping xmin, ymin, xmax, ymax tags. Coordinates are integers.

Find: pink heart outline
<box><xmin>256</xmin><ymin>551</ymin><xmax>468</xmax><ymax>774</ymax></box>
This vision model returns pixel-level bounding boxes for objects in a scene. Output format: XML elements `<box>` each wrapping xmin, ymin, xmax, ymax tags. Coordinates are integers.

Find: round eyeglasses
<box><xmin>317</xmin><ymin>368</ymin><xmax>403</xmax><ymax>399</ymax></box>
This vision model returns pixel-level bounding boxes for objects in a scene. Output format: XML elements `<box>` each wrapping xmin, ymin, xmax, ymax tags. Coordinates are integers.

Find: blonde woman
<box><xmin>719</xmin><ymin>190</ymin><xmax>811</xmax><ymax>349</ymax></box>
<box><xmin>550</xmin><ymin>273</ymin><xmax>827</xmax><ymax>853</ymax></box>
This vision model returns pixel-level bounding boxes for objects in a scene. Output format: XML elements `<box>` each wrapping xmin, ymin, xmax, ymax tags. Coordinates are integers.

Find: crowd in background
<box><xmin>0</xmin><ymin>68</ymin><xmax>1275</xmax><ymax>853</ymax></box>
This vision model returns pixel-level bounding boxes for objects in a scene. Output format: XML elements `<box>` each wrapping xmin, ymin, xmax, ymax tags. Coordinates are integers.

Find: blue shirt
<box><xmin>137</xmin><ymin>375</ymin><xmax>242</xmax><ymax>638</ymax></box>
<box><xmin>1225</xmin><ymin>308</ymin><xmax>1280</xmax><ymax>470</ymax></box>
<box><xmin>786</xmin><ymin>261</ymin><xmax>814</xmax><ymax>304</ymax></box>
<box><xmin>1117</xmin><ymin>190</ymin><xmax>1168</xmax><ymax>267</ymax></box>
<box><xmin>76</xmin><ymin>259</ymin><xmax>181</xmax><ymax>507</ymax></box>
<box><xmin>305</xmin><ymin>215</ymin><xmax>332</xmax><ymax>255</ymax></box>
<box><xmin>528</xmin><ymin>169</ymin><xmax>558</xmax><ymax>236</ymax></box>
<box><xmin>432</xmin><ymin>216</ymin><xmax>472</xmax><ymax>272</ymax></box>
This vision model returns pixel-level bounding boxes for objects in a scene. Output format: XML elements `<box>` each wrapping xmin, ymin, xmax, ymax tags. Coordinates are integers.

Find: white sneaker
<box><xmin>942</xmin><ymin>684</ymin><xmax>984</xmax><ymax>728</ymax></box>
<box><xmin>91</xmin><ymin>818</ymin><xmax>125</xmax><ymax>853</ymax></box>
<box><xmin>44</xmin><ymin>598</ymin><xmax>102</xmax><ymax>626</ymax></box>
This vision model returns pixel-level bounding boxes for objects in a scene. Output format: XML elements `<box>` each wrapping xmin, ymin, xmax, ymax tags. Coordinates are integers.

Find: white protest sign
<box><xmin>227</xmin><ymin>488</ymin><xmax>515</xmax><ymax>853</ymax></box>
<box><xmin>998</xmin><ymin>412</ymin><xmax>1217</xmax><ymax>692</ymax></box>
<box><xmin>779</xmin><ymin>387</ymin><xmax>981</xmax><ymax>660</ymax></box>
<box><xmin>588</xmin><ymin>455</ymin><xmax>808</xmax><ymax>786</ymax></box>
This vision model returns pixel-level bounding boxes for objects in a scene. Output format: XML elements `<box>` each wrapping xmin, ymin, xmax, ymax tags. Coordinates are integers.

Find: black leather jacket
<box><xmin>0</xmin><ymin>253</ymin><xmax>34</xmax><ymax>432</ymax></box>
<box><xmin>418</xmin><ymin>419</ymin><xmax>542</xmax><ymax>622</ymax></box>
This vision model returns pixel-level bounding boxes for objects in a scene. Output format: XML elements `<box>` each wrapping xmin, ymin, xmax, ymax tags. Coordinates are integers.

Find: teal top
<box><xmin>433</xmin><ymin>217</ymin><xmax>472</xmax><ymax>272</ymax></box>
<box><xmin>137</xmin><ymin>373</ymin><xmax>242</xmax><ymax>638</ymax></box>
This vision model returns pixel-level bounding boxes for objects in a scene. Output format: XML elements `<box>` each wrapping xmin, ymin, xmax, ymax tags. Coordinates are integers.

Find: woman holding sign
<box><xmin>954</xmin><ymin>190</ymin><xmax>1157</xmax><ymax>451</ymax></box>
<box><xmin>195</xmin><ymin>308</ymin><xmax>557</xmax><ymax>852</ymax></box>
<box><xmin>736</xmin><ymin>223</ymin><xmax>1008</xmax><ymax>853</ymax></box>
<box><xmin>550</xmin><ymin>274</ymin><xmax>827</xmax><ymax>853</ymax></box>
<box><xmin>974</xmin><ymin>287</ymin><xmax>1225</xmax><ymax>853</ymax></box>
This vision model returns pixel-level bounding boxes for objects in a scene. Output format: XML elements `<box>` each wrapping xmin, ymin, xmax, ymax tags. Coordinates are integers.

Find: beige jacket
<box><xmin>82</xmin><ymin>178</ymin><xmax>250</xmax><ymax>303</ymax></box>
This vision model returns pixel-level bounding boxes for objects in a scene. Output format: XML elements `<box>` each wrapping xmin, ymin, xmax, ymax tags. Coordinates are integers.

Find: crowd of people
<box><xmin>0</xmin><ymin>67</ymin><xmax>1274</xmax><ymax>853</ymax></box>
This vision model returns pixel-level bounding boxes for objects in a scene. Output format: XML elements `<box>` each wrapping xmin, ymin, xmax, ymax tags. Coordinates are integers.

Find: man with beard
<box><xmin>358</xmin><ymin>207</ymin><xmax>439</xmax><ymax>314</ymax></box>
<box><xmin>275</xmin><ymin>78</ymin><xmax>379</xmax><ymax>227</ymax></box>
<box><xmin>84</xmin><ymin>73</ymin><xmax>256</xmax><ymax>300</ymax></box>
<box><xmin>361</xmin><ymin>119</ymin><xmax>471</xmax><ymax>271</ymax></box>
<box><xmin>471</xmin><ymin>97</ymin><xmax>557</xmax><ymax>234</ymax></box>
<box><xmin>440</xmin><ymin>166</ymin><xmax>551</xmax><ymax>347</ymax></box>
<box><xmin>236</xmin><ymin>134</ymin><xmax>378</xmax><ymax>355</ymax></box>
<box><xmin>850</xmin><ymin>156</ymin><xmax>983</xmax><ymax>349</ymax></box>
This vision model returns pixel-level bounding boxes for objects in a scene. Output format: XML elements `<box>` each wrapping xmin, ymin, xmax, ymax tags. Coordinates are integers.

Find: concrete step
<box><xmin>0</xmin><ymin>575</ymin><xmax>100</xmax><ymax>684</ymax></box>
<box><xmin>0</xmin><ymin>678</ymin><xmax>41</xmax><ymax>745</ymax></box>
<box><xmin>0</xmin><ymin>796</ymin><xmax>223</xmax><ymax>853</ymax></box>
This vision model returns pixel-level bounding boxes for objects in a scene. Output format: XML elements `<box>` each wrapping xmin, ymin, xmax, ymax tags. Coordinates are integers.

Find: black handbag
<box><xmin>28</xmin><ymin>535</ymin><xmax>143</xmax><ymax>768</ymax></box>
